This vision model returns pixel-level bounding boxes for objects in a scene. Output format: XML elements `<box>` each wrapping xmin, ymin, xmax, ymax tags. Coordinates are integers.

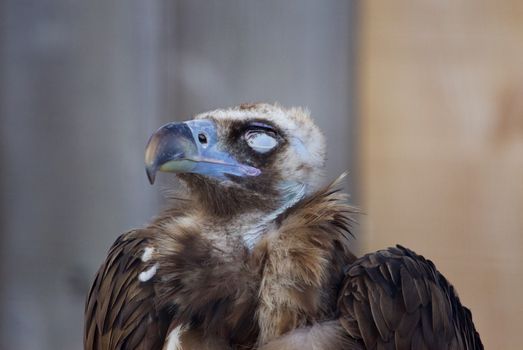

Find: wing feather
<box><xmin>84</xmin><ymin>230</ymin><xmax>170</xmax><ymax>350</ymax></box>
<box><xmin>338</xmin><ymin>245</ymin><xmax>483</xmax><ymax>349</ymax></box>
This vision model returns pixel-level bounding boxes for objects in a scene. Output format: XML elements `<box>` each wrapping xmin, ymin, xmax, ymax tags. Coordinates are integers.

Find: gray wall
<box><xmin>0</xmin><ymin>1</ymin><xmax>356</xmax><ymax>349</ymax></box>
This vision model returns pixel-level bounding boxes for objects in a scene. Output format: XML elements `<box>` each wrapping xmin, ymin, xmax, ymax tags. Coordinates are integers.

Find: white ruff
<box><xmin>163</xmin><ymin>325</ymin><xmax>186</xmax><ymax>350</ymax></box>
<box><xmin>138</xmin><ymin>263</ymin><xmax>158</xmax><ymax>282</ymax></box>
<box><xmin>242</xmin><ymin>182</ymin><xmax>307</xmax><ymax>250</ymax></box>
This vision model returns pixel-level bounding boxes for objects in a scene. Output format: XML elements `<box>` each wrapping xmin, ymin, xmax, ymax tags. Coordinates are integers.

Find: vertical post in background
<box><xmin>0</xmin><ymin>1</ymin><xmax>163</xmax><ymax>349</ymax></box>
<box><xmin>359</xmin><ymin>1</ymin><xmax>523</xmax><ymax>348</ymax></box>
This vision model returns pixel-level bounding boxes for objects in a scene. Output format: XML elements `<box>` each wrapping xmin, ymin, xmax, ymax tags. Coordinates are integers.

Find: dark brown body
<box><xmin>85</xmin><ymin>183</ymin><xmax>482</xmax><ymax>349</ymax></box>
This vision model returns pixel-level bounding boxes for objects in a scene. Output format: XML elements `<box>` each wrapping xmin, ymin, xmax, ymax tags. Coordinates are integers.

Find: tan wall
<box><xmin>359</xmin><ymin>1</ymin><xmax>523</xmax><ymax>348</ymax></box>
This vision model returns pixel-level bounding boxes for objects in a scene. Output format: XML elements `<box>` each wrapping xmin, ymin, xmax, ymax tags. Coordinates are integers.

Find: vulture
<box><xmin>85</xmin><ymin>103</ymin><xmax>483</xmax><ymax>350</ymax></box>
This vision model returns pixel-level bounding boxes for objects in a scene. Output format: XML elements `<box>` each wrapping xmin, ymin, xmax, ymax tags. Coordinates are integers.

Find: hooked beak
<box><xmin>145</xmin><ymin>119</ymin><xmax>260</xmax><ymax>184</ymax></box>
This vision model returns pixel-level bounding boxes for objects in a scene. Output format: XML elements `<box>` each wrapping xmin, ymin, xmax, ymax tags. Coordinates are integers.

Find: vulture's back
<box><xmin>338</xmin><ymin>245</ymin><xmax>483</xmax><ymax>349</ymax></box>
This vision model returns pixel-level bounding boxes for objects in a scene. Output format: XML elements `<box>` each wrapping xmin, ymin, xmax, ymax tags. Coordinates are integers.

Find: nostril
<box><xmin>198</xmin><ymin>133</ymin><xmax>208</xmax><ymax>144</ymax></box>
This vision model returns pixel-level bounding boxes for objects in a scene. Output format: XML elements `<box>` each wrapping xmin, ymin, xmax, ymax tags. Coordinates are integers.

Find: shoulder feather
<box><xmin>338</xmin><ymin>245</ymin><xmax>483</xmax><ymax>350</ymax></box>
<box><xmin>84</xmin><ymin>230</ymin><xmax>170</xmax><ymax>350</ymax></box>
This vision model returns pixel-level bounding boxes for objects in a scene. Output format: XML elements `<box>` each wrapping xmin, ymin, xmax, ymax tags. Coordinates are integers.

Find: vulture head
<box><xmin>145</xmin><ymin>103</ymin><xmax>326</xmax><ymax>230</ymax></box>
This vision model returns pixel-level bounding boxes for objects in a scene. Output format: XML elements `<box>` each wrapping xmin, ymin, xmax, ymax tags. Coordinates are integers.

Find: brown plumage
<box><xmin>338</xmin><ymin>246</ymin><xmax>483</xmax><ymax>350</ymax></box>
<box><xmin>85</xmin><ymin>231</ymin><xmax>169</xmax><ymax>349</ymax></box>
<box><xmin>85</xmin><ymin>103</ymin><xmax>482</xmax><ymax>349</ymax></box>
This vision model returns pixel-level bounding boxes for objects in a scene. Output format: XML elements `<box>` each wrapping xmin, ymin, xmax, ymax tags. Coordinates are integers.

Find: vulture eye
<box><xmin>245</xmin><ymin>130</ymin><xmax>278</xmax><ymax>153</ymax></box>
<box><xmin>198</xmin><ymin>133</ymin><xmax>208</xmax><ymax>146</ymax></box>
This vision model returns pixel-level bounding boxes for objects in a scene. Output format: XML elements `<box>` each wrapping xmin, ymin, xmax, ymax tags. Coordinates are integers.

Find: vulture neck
<box><xmin>242</xmin><ymin>182</ymin><xmax>307</xmax><ymax>250</ymax></box>
<box><xmin>187</xmin><ymin>181</ymin><xmax>308</xmax><ymax>251</ymax></box>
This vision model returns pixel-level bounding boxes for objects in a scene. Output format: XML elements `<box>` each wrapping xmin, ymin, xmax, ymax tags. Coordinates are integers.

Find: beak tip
<box><xmin>146</xmin><ymin>167</ymin><xmax>156</xmax><ymax>185</ymax></box>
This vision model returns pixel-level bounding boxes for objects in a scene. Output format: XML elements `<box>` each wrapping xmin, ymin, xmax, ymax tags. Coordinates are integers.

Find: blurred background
<box><xmin>0</xmin><ymin>1</ymin><xmax>522</xmax><ymax>349</ymax></box>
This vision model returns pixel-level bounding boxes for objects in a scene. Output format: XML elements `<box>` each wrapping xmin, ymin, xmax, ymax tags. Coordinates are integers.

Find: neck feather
<box><xmin>242</xmin><ymin>182</ymin><xmax>307</xmax><ymax>250</ymax></box>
